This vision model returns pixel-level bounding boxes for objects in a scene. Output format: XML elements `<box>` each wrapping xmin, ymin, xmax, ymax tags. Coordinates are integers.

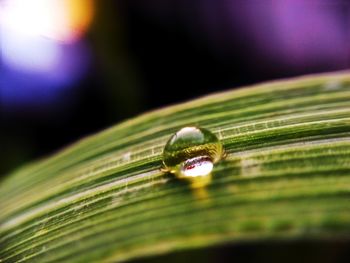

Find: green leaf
<box><xmin>1</xmin><ymin>72</ymin><xmax>350</xmax><ymax>262</ymax></box>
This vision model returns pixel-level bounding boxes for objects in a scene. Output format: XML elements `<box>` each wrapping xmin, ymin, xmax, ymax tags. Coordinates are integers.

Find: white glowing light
<box><xmin>0</xmin><ymin>0</ymin><xmax>60</xmax><ymax>71</ymax></box>
<box><xmin>1</xmin><ymin>0</ymin><xmax>59</xmax><ymax>36</ymax></box>
<box><xmin>0</xmin><ymin>0</ymin><xmax>93</xmax><ymax>42</ymax></box>
<box><xmin>1</xmin><ymin>27</ymin><xmax>61</xmax><ymax>72</ymax></box>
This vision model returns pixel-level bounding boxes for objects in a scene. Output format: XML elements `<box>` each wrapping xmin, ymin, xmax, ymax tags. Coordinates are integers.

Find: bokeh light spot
<box><xmin>0</xmin><ymin>0</ymin><xmax>94</xmax><ymax>109</ymax></box>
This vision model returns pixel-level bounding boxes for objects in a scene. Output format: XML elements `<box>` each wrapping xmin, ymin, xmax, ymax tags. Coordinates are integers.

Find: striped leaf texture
<box><xmin>1</xmin><ymin>72</ymin><xmax>350</xmax><ymax>262</ymax></box>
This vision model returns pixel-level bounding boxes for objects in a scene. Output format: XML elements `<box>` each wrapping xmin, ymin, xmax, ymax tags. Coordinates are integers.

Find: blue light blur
<box><xmin>0</xmin><ymin>41</ymin><xmax>90</xmax><ymax>110</ymax></box>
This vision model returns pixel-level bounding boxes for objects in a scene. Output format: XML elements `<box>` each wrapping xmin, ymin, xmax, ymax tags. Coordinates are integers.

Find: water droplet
<box><xmin>162</xmin><ymin>126</ymin><xmax>223</xmax><ymax>186</ymax></box>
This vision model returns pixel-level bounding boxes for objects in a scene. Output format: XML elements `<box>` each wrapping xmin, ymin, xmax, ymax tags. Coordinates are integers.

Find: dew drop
<box><xmin>162</xmin><ymin>126</ymin><xmax>223</xmax><ymax>186</ymax></box>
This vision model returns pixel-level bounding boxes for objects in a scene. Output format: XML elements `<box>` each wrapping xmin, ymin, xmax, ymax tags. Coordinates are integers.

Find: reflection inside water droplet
<box><xmin>180</xmin><ymin>156</ymin><xmax>213</xmax><ymax>177</ymax></box>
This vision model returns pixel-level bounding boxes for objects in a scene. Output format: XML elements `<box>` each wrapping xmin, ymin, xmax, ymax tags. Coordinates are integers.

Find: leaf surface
<box><xmin>1</xmin><ymin>72</ymin><xmax>350</xmax><ymax>262</ymax></box>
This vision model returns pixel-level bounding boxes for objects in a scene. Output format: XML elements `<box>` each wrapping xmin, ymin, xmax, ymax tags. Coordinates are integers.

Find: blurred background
<box><xmin>1</xmin><ymin>0</ymin><xmax>350</xmax><ymax>177</ymax></box>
